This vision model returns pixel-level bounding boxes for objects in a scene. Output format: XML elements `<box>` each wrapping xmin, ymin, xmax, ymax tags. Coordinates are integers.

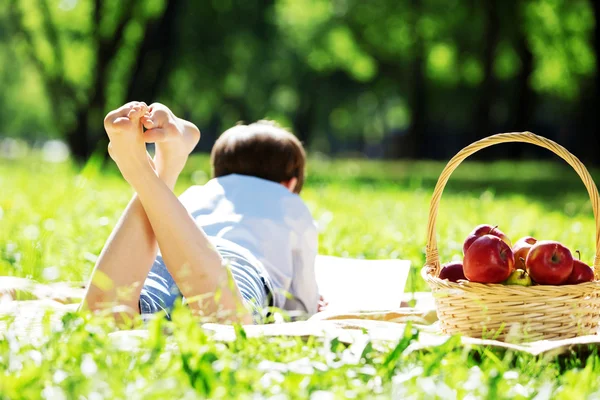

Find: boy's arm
<box><xmin>288</xmin><ymin>222</ymin><xmax>320</xmax><ymax>315</ymax></box>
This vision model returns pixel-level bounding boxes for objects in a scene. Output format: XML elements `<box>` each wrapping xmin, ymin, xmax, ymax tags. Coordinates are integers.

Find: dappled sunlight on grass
<box><xmin>2</xmin><ymin>304</ymin><xmax>600</xmax><ymax>397</ymax></box>
<box><xmin>3</xmin><ymin>153</ymin><xmax>600</xmax><ymax>396</ymax></box>
<box><xmin>2</xmin><ymin>153</ymin><xmax>598</xmax><ymax>293</ymax></box>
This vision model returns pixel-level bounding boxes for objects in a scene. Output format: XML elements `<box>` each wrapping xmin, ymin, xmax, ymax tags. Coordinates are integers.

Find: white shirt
<box><xmin>178</xmin><ymin>174</ymin><xmax>319</xmax><ymax>314</ymax></box>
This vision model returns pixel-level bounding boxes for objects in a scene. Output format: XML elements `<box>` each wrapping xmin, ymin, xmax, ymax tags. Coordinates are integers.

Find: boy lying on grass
<box><xmin>81</xmin><ymin>101</ymin><xmax>326</xmax><ymax>324</ymax></box>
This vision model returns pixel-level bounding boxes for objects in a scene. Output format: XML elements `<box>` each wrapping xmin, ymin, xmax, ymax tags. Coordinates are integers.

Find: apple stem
<box><xmin>490</xmin><ymin>225</ymin><xmax>499</xmax><ymax>234</ymax></box>
<box><xmin>576</xmin><ymin>250</ymin><xmax>581</xmax><ymax>260</ymax></box>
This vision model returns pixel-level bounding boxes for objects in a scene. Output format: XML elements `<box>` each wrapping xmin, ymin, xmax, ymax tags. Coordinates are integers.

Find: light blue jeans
<box><xmin>139</xmin><ymin>238</ymin><xmax>273</xmax><ymax>323</ymax></box>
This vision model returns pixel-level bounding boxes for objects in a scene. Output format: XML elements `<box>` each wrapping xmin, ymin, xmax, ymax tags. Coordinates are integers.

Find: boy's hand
<box><xmin>317</xmin><ymin>294</ymin><xmax>329</xmax><ymax>312</ymax></box>
<box><xmin>141</xmin><ymin>103</ymin><xmax>201</xmax><ymax>176</ymax></box>
<box><xmin>104</xmin><ymin>102</ymin><xmax>154</xmax><ymax>183</ymax></box>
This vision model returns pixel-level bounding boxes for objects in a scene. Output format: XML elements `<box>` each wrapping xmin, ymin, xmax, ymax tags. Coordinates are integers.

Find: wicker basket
<box><xmin>422</xmin><ymin>132</ymin><xmax>600</xmax><ymax>342</ymax></box>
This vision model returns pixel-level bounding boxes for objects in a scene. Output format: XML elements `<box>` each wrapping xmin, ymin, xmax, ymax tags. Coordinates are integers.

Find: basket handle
<box><xmin>426</xmin><ymin>132</ymin><xmax>600</xmax><ymax>279</ymax></box>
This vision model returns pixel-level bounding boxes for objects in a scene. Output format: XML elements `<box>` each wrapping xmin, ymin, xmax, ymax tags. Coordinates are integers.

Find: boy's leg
<box><xmin>133</xmin><ymin>105</ymin><xmax>251</xmax><ymax>323</ymax></box>
<box><xmin>83</xmin><ymin>102</ymin><xmax>250</xmax><ymax>323</ymax></box>
<box><xmin>81</xmin><ymin>102</ymin><xmax>184</xmax><ymax>316</ymax></box>
<box><xmin>81</xmin><ymin>179</ymin><xmax>178</xmax><ymax>315</ymax></box>
<box><xmin>130</xmin><ymin>171</ymin><xmax>250</xmax><ymax>323</ymax></box>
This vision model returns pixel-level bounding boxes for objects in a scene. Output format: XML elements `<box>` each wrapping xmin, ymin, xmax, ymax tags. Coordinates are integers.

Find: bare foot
<box><xmin>104</xmin><ymin>101</ymin><xmax>155</xmax><ymax>180</ymax></box>
<box><xmin>140</xmin><ymin>103</ymin><xmax>200</xmax><ymax>174</ymax></box>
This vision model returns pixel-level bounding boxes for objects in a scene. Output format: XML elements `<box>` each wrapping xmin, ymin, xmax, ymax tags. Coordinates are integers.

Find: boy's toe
<box><xmin>128</xmin><ymin>106</ymin><xmax>144</xmax><ymax>119</ymax></box>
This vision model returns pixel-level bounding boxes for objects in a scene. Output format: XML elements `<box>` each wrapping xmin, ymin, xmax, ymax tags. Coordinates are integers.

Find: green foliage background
<box><xmin>2</xmin><ymin>2</ymin><xmax>600</xmax><ymax>396</ymax></box>
<box><xmin>0</xmin><ymin>0</ymin><xmax>598</xmax><ymax>159</ymax></box>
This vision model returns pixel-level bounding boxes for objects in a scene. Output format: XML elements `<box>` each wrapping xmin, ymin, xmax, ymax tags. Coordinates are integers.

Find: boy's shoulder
<box><xmin>180</xmin><ymin>174</ymin><xmax>312</xmax><ymax>217</ymax></box>
<box><xmin>217</xmin><ymin>174</ymin><xmax>296</xmax><ymax>196</ymax></box>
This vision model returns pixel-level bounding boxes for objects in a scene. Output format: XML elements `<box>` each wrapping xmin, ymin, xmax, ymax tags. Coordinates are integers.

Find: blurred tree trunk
<box><xmin>68</xmin><ymin>0</ymin><xmax>136</xmax><ymax>160</ymax></box>
<box><xmin>471</xmin><ymin>0</ymin><xmax>499</xmax><ymax>143</ymax></box>
<box><xmin>585</xmin><ymin>0</ymin><xmax>600</xmax><ymax>162</ymax></box>
<box><xmin>294</xmin><ymin>89</ymin><xmax>315</xmax><ymax>144</ymax></box>
<box><xmin>71</xmin><ymin>109</ymin><xmax>91</xmax><ymax>159</ymax></box>
<box><xmin>60</xmin><ymin>0</ymin><xmax>139</xmax><ymax>160</ymax></box>
<box><xmin>400</xmin><ymin>41</ymin><xmax>426</xmax><ymax>159</ymax></box>
<box><xmin>126</xmin><ymin>0</ymin><xmax>181</xmax><ymax>103</ymax></box>
<box><xmin>509</xmin><ymin>3</ymin><xmax>535</xmax><ymax>158</ymax></box>
<box><xmin>572</xmin><ymin>0</ymin><xmax>600</xmax><ymax>163</ymax></box>
<box><xmin>8</xmin><ymin>0</ymin><xmax>165</xmax><ymax>161</ymax></box>
<box><xmin>391</xmin><ymin>0</ymin><xmax>424</xmax><ymax>159</ymax></box>
<box><xmin>512</xmin><ymin>15</ymin><xmax>534</xmax><ymax>132</ymax></box>
<box><xmin>8</xmin><ymin>0</ymin><xmax>87</xmax><ymax>157</ymax></box>
<box><xmin>594</xmin><ymin>0</ymin><xmax>600</xmax><ymax>156</ymax></box>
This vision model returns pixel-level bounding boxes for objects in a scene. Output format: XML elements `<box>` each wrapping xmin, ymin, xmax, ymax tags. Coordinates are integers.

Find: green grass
<box><xmin>2</xmin><ymin>153</ymin><xmax>600</xmax><ymax>398</ymax></box>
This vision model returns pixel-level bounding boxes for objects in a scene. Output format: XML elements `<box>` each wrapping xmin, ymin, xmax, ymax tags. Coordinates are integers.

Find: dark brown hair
<box><xmin>210</xmin><ymin>120</ymin><xmax>306</xmax><ymax>193</ymax></box>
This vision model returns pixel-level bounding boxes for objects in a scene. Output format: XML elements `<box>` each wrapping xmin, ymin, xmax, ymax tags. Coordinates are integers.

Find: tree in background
<box><xmin>577</xmin><ymin>0</ymin><xmax>600</xmax><ymax>162</ymax></box>
<box><xmin>274</xmin><ymin>0</ymin><xmax>598</xmax><ymax>159</ymax></box>
<box><xmin>5</xmin><ymin>0</ymin><xmax>172</xmax><ymax>159</ymax></box>
<box><xmin>518</xmin><ymin>0</ymin><xmax>597</xmax><ymax>160</ymax></box>
<box><xmin>0</xmin><ymin>0</ymin><xmax>598</xmax><ymax>161</ymax></box>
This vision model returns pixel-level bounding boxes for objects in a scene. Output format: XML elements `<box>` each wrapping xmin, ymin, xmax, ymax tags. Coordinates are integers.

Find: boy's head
<box><xmin>211</xmin><ymin>120</ymin><xmax>306</xmax><ymax>193</ymax></box>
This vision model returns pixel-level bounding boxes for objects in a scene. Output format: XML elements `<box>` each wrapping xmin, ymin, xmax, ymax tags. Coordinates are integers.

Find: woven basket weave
<box><xmin>422</xmin><ymin>132</ymin><xmax>600</xmax><ymax>341</ymax></box>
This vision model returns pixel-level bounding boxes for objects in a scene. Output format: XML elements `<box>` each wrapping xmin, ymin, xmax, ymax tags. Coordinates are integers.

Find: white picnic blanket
<box><xmin>0</xmin><ymin>255</ymin><xmax>412</xmax><ymax>312</ymax></box>
<box><xmin>4</xmin><ymin>256</ymin><xmax>600</xmax><ymax>356</ymax></box>
<box><xmin>314</xmin><ymin>255</ymin><xmax>411</xmax><ymax>311</ymax></box>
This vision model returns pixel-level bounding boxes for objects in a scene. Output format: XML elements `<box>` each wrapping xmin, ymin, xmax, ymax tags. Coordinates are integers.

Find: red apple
<box><xmin>512</xmin><ymin>236</ymin><xmax>537</xmax><ymax>269</ymax></box>
<box><xmin>463</xmin><ymin>235</ymin><xmax>515</xmax><ymax>283</ymax></box>
<box><xmin>565</xmin><ymin>259</ymin><xmax>594</xmax><ymax>284</ymax></box>
<box><xmin>439</xmin><ymin>261</ymin><xmax>467</xmax><ymax>282</ymax></box>
<box><xmin>463</xmin><ymin>224</ymin><xmax>512</xmax><ymax>255</ymax></box>
<box><xmin>525</xmin><ymin>241</ymin><xmax>573</xmax><ymax>285</ymax></box>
